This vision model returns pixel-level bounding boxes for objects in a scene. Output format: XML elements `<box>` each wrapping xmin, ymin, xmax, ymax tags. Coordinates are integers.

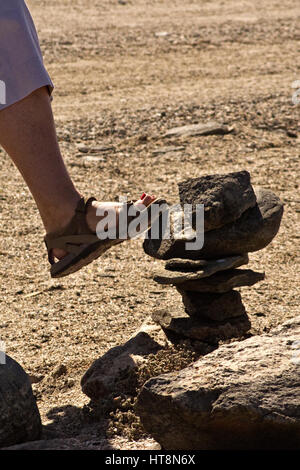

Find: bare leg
<box><xmin>0</xmin><ymin>86</ymin><xmax>81</xmax><ymax>234</ymax></box>
<box><xmin>0</xmin><ymin>86</ymin><xmax>155</xmax><ymax>261</ymax></box>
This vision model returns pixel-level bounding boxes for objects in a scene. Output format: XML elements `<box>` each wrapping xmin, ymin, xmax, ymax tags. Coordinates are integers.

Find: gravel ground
<box><xmin>0</xmin><ymin>0</ymin><xmax>299</xmax><ymax>449</ymax></box>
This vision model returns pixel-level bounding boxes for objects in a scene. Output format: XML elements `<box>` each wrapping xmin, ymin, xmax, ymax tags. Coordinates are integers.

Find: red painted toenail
<box><xmin>141</xmin><ymin>193</ymin><xmax>146</xmax><ymax>200</ymax></box>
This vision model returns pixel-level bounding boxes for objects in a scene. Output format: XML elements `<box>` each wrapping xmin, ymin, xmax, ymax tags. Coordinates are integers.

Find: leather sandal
<box><xmin>44</xmin><ymin>196</ymin><xmax>167</xmax><ymax>278</ymax></box>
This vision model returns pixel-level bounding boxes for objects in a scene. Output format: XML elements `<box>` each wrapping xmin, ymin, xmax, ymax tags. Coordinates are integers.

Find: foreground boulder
<box><xmin>81</xmin><ymin>318</ymin><xmax>169</xmax><ymax>400</ymax></box>
<box><xmin>0</xmin><ymin>355</ymin><xmax>42</xmax><ymax>447</ymax></box>
<box><xmin>136</xmin><ymin>316</ymin><xmax>300</xmax><ymax>449</ymax></box>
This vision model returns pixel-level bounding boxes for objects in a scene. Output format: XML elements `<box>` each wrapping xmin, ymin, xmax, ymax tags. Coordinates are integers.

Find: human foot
<box><xmin>51</xmin><ymin>193</ymin><xmax>156</xmax><ymax>262</ymax></box>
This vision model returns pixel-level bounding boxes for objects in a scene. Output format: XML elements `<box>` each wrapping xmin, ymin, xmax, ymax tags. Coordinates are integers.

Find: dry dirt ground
<box><xmin>0</xmin><ymin>0</ymin><xmax>299</xmax><ymax>450</ymax></box>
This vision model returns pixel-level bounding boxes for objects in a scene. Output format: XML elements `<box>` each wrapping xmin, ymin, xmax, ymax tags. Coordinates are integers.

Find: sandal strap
<box><xmin>44</xmin><ymin>197</ymin><xmax>131</xmax><ymax>254</ymax></box>
<box><xmin>75</xmin><ymin>197</ymin><xmax>97</xmax><ymax>214</ymax></box>
<box><xmin>44</xmin><ymin>196</ymin><xmax>97</xmax><ymax>254</ymax></box>
<box><xmin>45</xmin><ymin>234</ymin><xmax>100</xmax><ymax>252</ymax></box>
<box><xmin>44</xmin><ymin>197</ymin><xmax>166</xmax><ymax>265</ymax></box>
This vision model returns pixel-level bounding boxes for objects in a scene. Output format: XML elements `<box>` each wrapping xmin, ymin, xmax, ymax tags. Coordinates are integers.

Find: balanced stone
<box><xmin>175</xmin><ymin>269</ymin><xmax>265</xmax><ymax>293</ymax></box>
<box><xmin>144</xmin><ymin>187</ymin><xmax>284</xmax><ymax>260</ymax></box>
<box><xmin>178</xmin><ymin>170</ymin><xmax>257</xmax><ymax>231</ymax></box>
<box><xmin>153</xmin><ymin>254</ymin><xmax>248</xmax><ymax>285</ymax></box>
<box><xmin>152</xmin><ymin>309</ymin><xmax>250</xmax><ymax>343</ymax></box>
<box><xmin>179</xmin><ymin>290</ymin><xmax>246</xmax><ymax>321</ymax></box>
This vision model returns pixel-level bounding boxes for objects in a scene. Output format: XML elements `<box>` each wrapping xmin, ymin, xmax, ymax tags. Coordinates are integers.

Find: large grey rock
<box><xmin>178</xmin><ymin>171</ymin><xmax>256</xmax><ymax>232</ymax></box>
<box><xmin>154</xmin><ymin>255</ymin><xmax>249</xmax><ymax>285</ymax></box>
<box><xmin>136</xmin><ymin>317</ymin><xmax>300</xmax><ymax>450</ymax></box>
<box><xmin>176</xmin><ymin>269</ymin><xmax>265</xmax><ymax>293</ymax></box>
<box><xmin>152</xmin><ymin>309</ymin><xmax>250</xmax><ymax>342</ymax></box>
<box><xmin>143</xmin><ymin>187</ymin><xmax>284</xmax><ymax>260</ymax></box>
<box><xmin>179</xmin><ymin>290</ymin><xmax>246</xmax><ymax>321</ymax></box>
<box><xmin>164</xmin><ymin>122</ymin><xmax>233</xmax><ymax>138</ymax></box>
<box><xmin>0</xmin><ymin>355</ymin><xmax>42</xmax><ymax>447</ymax></box>
<box><xmin>81</xmin><ymin>317</ymin><xmax>170</xmax><ymax>400</ymax></box>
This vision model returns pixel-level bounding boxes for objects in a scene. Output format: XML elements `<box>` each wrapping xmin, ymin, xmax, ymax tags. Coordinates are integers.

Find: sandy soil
<box><xmin>0</xmin><ymin>0</ymin><xmax>299</xmax><ymax>449</ymax></box>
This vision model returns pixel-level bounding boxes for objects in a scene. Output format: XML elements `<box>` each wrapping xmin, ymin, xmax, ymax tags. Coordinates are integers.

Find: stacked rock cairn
<box><xmin>143</xmin><ymin>171</ymin><xmax>284</xmax><ymax>347</ymax></box>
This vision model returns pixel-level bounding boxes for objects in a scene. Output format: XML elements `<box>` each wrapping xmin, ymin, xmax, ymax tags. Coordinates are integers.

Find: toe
<box><xmin>136</xmin><ymin>193</ymin><xmax>156</xmax><ymax>208</ymax></box>
<box><xmin>52</xmin><ymin>248</ymin><xmax>68</xmax><ymax>261</ymax></box>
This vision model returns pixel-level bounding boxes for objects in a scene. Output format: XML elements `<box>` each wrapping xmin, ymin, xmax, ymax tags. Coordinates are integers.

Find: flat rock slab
<box><xmin>178</xmin><ymin>171</ymin><xmax>257</xmax><ymax>232</ymax></box>
<box><xmin>179</xmin><ymin>290</ymin><xmax>246</xmax><ymax>321</ymax></box>
<box><xmin>164</xmin><ymin>122</ymin><xmax>233</xmax><ymax>138</ymax></box>
<box><xmin>152</xmin><ymin>146</ymin><xmax>185</xmax><ymax>155</ymax></box>
<box><xmin>152</xmin><ymin>309</ymin><xmax>250</xmax><ymax>342</ymax></box>
<box><xmin>0</xmin><ymin>355</ymin><xmax>42</xmax><ymax>447</ymax></box>
<box><xmin>154</xmin><ymin>254</ymin><xmax>248</xmax><ymax>285</ymax></box>
<box><xmin>81</xmin><ymin>317</ymin><xmax>170</xmax><ymax>401</ymax></box>
<box><xmin>176</xmin><ymin>269</ymin><xmax>265</xmax><ymax>293</ymax></box>
<box><xmin>77</xmin><ymin>144</ymin><xmax>115</xmax><ymax>154</ymax></box>
<box><xmin>136</xmin><ymin>316</ymin><xmax>300</xmax><ymax>450</ymax></box>
<box><xmin>144</xmin><ymin>187</ymin><xmax>284</xmax><ymax>260</ymax></box>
